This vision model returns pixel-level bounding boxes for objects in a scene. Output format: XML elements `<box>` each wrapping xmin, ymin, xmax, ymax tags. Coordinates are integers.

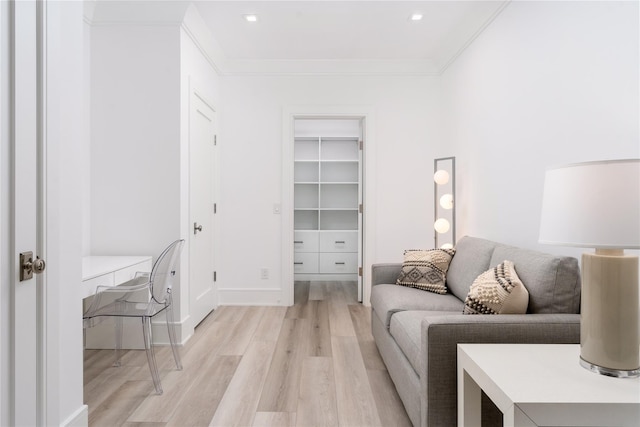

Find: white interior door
<box><xmin>2</xmin><ymin>0</ymin><xmax>45</xmax><ymax>424</ymax></box>
<box><xmin>189</xmin><ymin>91</ymin><xmax>217</xmax><ymax>327</ymax></box>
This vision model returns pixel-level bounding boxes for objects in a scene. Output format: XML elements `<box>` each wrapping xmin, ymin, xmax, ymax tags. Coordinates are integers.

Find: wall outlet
<box><xmin>260</xmin><ymin>268</ymin><xmax>269</xmax><ymax>279</ymax></box>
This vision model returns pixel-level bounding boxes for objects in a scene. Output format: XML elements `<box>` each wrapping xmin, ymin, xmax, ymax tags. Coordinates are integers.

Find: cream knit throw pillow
<box><xmin>396</xmin><ymin>248</ymin><xmax>456</xmax><ymax>294</ymax></box>
<box><xmin>463</xmin><ymin>260</ymin><xmax>529</xmax><ymax>314</ymax></box>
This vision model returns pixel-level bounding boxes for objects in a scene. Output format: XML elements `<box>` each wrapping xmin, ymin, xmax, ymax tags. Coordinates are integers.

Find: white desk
<box><xmin>82</xmin><ymin>256</ymin><xmax>152</xmax><ymax>299</ymax></box>
<box><xmin>458</xmin><ymin>344</ymin><xmax>640</xmax><ymax>427</ymax></box>
<box><xmin>82</xmin><ymin>255</ymin><xmax>152</xmax><ymax>349</ymax></box>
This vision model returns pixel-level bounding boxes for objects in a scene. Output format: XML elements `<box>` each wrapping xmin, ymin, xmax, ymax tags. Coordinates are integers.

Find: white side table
<box><xmin>457</xmin><ymin>344</ymin><xmax>640</xmax><ymax>427</ymax></box>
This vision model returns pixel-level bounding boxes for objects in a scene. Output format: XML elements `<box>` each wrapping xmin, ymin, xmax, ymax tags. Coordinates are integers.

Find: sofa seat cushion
<box><xmin>389</xmin><ymin>310</ymin><xmax>460</xmax><ymax>377</ymax></box>
<box><xmin>371</xmin><ymin>284</ymin><xmax>464</xmax><ymax>329</ymax></box>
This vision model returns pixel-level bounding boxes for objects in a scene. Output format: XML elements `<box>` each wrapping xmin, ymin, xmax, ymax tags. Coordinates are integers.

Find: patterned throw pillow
<box><xmin>396</xmin><ymin>248</ymin><xmax>456</xmax><ymax>294</ymax></box>
<box><xmin>463</xmin><ymin>260</ymin><xmax>529</xmax><ymax>315</ymax></box>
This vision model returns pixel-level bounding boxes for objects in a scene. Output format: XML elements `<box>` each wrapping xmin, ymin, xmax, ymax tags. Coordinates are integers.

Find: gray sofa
<box><xmin>370</xmin><ymin>236</ymin><xmax>582</xmax><ymax>427</ymax></box>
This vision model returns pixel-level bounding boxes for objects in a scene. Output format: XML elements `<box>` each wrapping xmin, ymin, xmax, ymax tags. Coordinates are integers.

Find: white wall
<box><xmin>90</xmin><ymin>24</ymin><xmax>182</xmax><ymax>257</ymax></box>
<box><xmin>219</xmin><ymin>75</ymin><xmax>443</xmax><ymax>304</ymax></box>
<box><xmin>441</xmin><ymin>0</ymin><xmax>639</xmax><ymax>259</ymax></box>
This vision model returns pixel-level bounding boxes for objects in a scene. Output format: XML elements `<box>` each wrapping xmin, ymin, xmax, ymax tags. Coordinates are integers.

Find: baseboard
<box><xmin>151</xmin><ymin>314</ymin><xmax>193</xmax><ymax>346</ymax></box>
<box><xmin>61</xmin><ymin>405</ymin><xmax>88</xmax><ymax>427</ymax></box>
<box><xmin>218</xmin><ymin>288</ymin><xmax>285</xmax><ymax>305</ymax></box>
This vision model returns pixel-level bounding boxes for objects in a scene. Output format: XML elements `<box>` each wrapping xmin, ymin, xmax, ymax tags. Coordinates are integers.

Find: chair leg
<box><xmin>113</xmin><ymin>316</ymin><xmax>123</xmax><ymax>367</ymax></box>
<box><xmin>141</xmin><ymin>317</ymin><xmax>163</xmax><ymax>394</ymax></box>
<box><xmin>165</xmin><ymin>303</ymin><xmax>183</xmax><ymax>370</ymax></box>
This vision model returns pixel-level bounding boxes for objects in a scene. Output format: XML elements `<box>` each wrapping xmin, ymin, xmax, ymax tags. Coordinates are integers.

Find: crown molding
<box><xmin>82</xmin><ymin>0</ymin><xmax>511</xmax><ymax>78</ymax></box>
<box><xmin>218</xmin><ymin>58</ymin><xmax>440</xmax><ymax>77</ymax></box>
<box><xmin>436</xmin><ymin>0</ymin><xmax>511</xmax><ymax>74</ymax></box>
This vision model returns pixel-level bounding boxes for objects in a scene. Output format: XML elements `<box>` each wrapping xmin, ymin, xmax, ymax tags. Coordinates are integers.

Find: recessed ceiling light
<box><xmin>243</xmin><ymin>14</ymin><xmax>258</xmax><ymax>22</ymax></box>
<box><xmin>410</xmin><ymin>13</ymin><xmax>423</xmax><ymax>21</ymax></box>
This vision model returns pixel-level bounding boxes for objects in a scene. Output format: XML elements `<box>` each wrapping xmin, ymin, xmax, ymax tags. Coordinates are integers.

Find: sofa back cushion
<box><xmin>490</xmin><ymin>245</ymin><xmax>581</xmax><ymax>314</ymax></box>
<box><xmin>447</xmin><ymin>236</ymin><xmax>500</xmax><ymax>301</ymax></box>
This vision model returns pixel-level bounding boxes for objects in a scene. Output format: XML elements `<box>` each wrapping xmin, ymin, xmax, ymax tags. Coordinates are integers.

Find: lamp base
<box><xmin>579</xmin><ymin>356</ymin><xmax>640</xmax><ymax>378</ymax></box>
<box><xmin>580</xmin><ymin>250</ymin><xmax>639</xmax><ymax>378</ymax></box>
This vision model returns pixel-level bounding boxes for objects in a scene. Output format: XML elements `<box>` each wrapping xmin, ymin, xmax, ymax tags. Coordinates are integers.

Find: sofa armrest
<box><xmin>371</xmin><ymin>263</ymin><xmax>402</xmax><ymax>286</ymax></box>
<box><xmin>419</xmin><ymin>314</ymin><xmax>580</xmax><ymax>427</ymax></box>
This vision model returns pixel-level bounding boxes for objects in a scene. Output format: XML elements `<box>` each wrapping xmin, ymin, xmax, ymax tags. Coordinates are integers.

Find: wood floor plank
<box><xmin>367</xmin><ymin>369</ymin><xmax>413</xmax><ymax>427</ymax></box>
<box><xmin>253</xmin><ymin>306</ymin><xmax>287</xmax><ymax>342</ymax></box>
<box><xmin>286</xmin><ymin>282</ymin><xmax>310</xmax><ymax>319</ymax></box>
<box><xmin>165</xmin><ymin>355</ymin><xmax>241</xmax><ymax>427</ymax></box>
<box><xmin>252</xmin><ymin>412</ymin><xmax>296</xmax><ymax>427</ymax></box>
<box><xmin>296</xmin><ymin>357</ymin><xmax>338</xmax><ymax>427</ymax></box>
<box><xmin>217</xmin><ymin>306</ymin><xmax>266</xmax><ymax>355</ymax></box>
<box><xmin>348</xmin><ymin>304</ymin><xmax>387</xmax><ymax>370</ymax></box>
<box><xmin>88</xmin><ymin>380</ymin><xmax>155</xmax><ymax>427</ymax></box>
<box><xmin>307</xmin><ymin>300</ymin><xmax>332</xmax><ymax>357</ymax></box>
<box><xmin>121</xmin><ymin>423</ymin><xmax>166</xmax><ymax>427</ymax></box>
<box><xmin>331</xmin><ymin>336</ymin><xmax>382</xmax><ymax>427</ymax></box>
<box><xmin>328</xmin><ymin>300</ymin><xmax>356</xmax><ymax>337</ymax></box>
<box><xmin>209</xmin><ymin>340</ymin><xmax>276</xmax><ymax>427</ymax></box>
<box><xmin>339</xmin><ymin>281</ymin><xmax>358</xmax><ymax>304</ymax></box>
<box><xmin>294</xmin><ymin>281</ymin><xmax>310</xmax><ymax>304</ymax></box>
<box><xmin>308</xmin><ymin>281</ymin><xmax>325</xmax><ymax>301</ymax></box>
<box><xmin>348</xmin><ymin>304</ymin><xmax>372</xmax><ymax>339</ymax></box>
<box><xmin>84</xmin><ymin>364</ymin><xmax>145</xmax><ymax>411</ymax></box>
<box><xmin>257</xmin><ymin>318</ymin><xmax>308</xmax><ymax>412</ymax></box>
<box><xmin>128</xmin><ymin>319</ymin><xmax>239</xmax><ymax>422</ymax></box>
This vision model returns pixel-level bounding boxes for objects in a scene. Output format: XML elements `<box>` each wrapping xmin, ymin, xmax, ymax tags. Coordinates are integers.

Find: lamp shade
<box><xmin>539</xmin><ymin>159</ymin><xmax>640</xmax><ymax>249</ymax></box>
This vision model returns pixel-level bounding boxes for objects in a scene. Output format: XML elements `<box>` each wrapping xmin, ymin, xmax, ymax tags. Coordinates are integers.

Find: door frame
<box><xmin>282</xmin><ymin>106</ymin><xmax>377</xmax><ymax>306</ymax></box>
<box><xmin>1</xmin><ymin>0</ymin><xmax>47</xmax><ymax>424</ymax></box>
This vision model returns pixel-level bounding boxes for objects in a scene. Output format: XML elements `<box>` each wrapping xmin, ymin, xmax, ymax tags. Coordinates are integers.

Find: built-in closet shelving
<box><xmin>294</xmin><ymin>132</ymin><xmax>361</xmax><ymax>279</ymax></box>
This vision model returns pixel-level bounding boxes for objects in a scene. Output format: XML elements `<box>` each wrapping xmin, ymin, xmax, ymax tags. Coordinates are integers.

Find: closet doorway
<box><xmin>292</xmin><ymin>118</ymin><xmax>363</xmax><ymax>301</ymax></box>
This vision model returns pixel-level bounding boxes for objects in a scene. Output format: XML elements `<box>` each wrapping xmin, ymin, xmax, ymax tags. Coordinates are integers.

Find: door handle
<box><xmin>19</xmin><ymin>251</ymin><xmax>46</xmax><ymax>281</ymax></box>
<box><xmin>194</xmin><ymin>222</ymin><xmax>203</xmax><ymax>234</ymax></box>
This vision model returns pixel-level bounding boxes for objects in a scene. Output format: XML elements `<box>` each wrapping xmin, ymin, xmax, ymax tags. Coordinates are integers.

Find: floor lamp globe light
<box><xmin>434</xmin><ymin>157</ymin><xmax>455</xmax><ymax>249</ymax></box>
<box><xmin>539</xmin><ymin>159</ymin><xmax>640</xmax><ymax>378</ymax></box>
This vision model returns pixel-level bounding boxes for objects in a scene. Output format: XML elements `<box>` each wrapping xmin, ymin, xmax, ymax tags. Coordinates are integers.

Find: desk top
<box><xmin>82</xmin><ymin>256</ymin><xmax>153</xmax><ymax>281</ymax></box>
<box><xmin>458</xmin><ymin>344</ymin><xmax>640</xmax><ymax>405</ymax></box>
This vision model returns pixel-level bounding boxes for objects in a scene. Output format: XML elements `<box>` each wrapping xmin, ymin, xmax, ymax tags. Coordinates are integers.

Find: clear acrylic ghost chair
<box><xmin>83</xmin><ymin>239</ymin><xmax>185</xmax><ymax>394</ymax></box>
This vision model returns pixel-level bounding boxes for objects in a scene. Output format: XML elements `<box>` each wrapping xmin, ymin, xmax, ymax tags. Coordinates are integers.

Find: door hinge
<box><xmin>214</xmin><ymin>203</ymin><xmax>217</xmax><ymax>214</ymax></box>
<box><xmin>359</xmin><ymin>204</ymin><xmax>363</xmax><ymax>214</ymax></box>
<box><xmin>358</xmin><ymin>266</ymin><xmax>363</xmax><ymax>277</ymax></box>
<box><xmin>359</xmin><ymin>140</ymin><xmax>363</xmax><ymax>150</ymax></box>
<box><xmin>213</xmin><ymin>271</ymin><xmax>217</xmax><ymax>282</ymax></box>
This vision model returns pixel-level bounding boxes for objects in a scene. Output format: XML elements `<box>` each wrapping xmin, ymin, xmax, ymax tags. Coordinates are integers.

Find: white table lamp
<box><xmin>539</xmin><ymin>159</ymin><xmax>640</xmax><ymax>378</ymax></box>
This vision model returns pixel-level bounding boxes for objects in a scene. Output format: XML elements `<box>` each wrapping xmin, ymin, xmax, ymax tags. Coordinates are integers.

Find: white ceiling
<box><xmin>193</xmin><ymin>1</ymin><xmax>510</xmax><ymax>74</ymax></box>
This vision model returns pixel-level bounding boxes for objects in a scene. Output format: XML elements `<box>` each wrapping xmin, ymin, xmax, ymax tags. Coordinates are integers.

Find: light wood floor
<box><xmin>84</xmin><ymin>281</ymin><xmax>412</xmax><ymax>427</ymax></box>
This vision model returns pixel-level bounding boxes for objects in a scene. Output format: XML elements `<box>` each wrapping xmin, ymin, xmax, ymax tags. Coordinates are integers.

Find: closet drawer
<box><xmin>319</xmin><ymin>231</ymin><xmax>358</xmax><ymax>252</ymax></box>
<box><xmin>294</xmin><ymin>231</ymin><xmax>319</xmax><ymax>253</ymax></box>
<box><xmin>319</xmin><ymin>252</ymin><xmax>357</xmax><ymax>274</ymax></box>
<box><xmin>294</xmin><ymin>253</ymin><xmax>319</xmax><ymax>274</ymax></box>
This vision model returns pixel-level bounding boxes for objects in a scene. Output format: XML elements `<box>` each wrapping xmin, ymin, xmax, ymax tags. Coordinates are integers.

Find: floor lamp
<box><xmin>539</xmin><ymin>159</ymin><xmax>640</xmax><ymax>378</ymax></box>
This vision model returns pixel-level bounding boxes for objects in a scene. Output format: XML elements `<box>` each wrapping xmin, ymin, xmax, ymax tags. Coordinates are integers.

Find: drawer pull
<box><xmin>335</xmin><ymin>262</ymin><xmax>346</xmax><ymax>265</ymax></box>
<box><xmin>294</xmin><ymin>241</ymin><xmax>304</xmax><ymax>244</ymax></box>
<box><xmin>335</xmin><ymin>240</ymin><xmax>346</xmax><ymax>244</ymax></box>
<box><xmin>294</xmin><ymin>262</ymin><xmax>304</xmax><ymax>265</ymax></box>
